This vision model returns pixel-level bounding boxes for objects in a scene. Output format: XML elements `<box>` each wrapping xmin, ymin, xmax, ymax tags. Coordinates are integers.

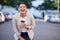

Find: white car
<box><xmin>0</xmin><ymin>12</ymin><xmax>5</xmax><ymax>23</ymax></box>
<box><xmin>48</xmin><ymin>14</ymin><xmax>60</xmax><ymax>23</ymax></box>
<box><xmin>8</xmin><ymin>14</ymin><xmax>12</xmax><ymax>20</ymax></box>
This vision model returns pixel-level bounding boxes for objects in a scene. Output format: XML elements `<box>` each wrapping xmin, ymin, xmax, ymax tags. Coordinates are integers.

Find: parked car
<box><xmin>4</xmin><ymin>14</ymin><xmax>9</xmax><ymax>21</ymax></box>
<box><xmin>0</xmin><ymin>12</ymin><xmax>5</xmax><ymax>23</ymax></box>
<box><xmin>8</xmin><ymin>14</ymin><xmax>12</xmax><ymax>20</ymax></box>
<box><xmin>47</xmin><ymin>14</ymin><xmax>60</xmax><ymax>23</ymax></box>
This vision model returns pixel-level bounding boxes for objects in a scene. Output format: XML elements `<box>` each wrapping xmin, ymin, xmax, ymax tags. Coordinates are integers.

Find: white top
<box><xmin>20</xmin><ymin>16</ymin><xmax>27</xmax><ymax>32</ymax></box>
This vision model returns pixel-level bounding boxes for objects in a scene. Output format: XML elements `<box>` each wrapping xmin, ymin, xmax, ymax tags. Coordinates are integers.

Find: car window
<box><xmin>59</xmin><ymin>16</ymin><xmax>60</xmax><ymax>18</ymax></box>
<box><xmin>0</xmin><ymin>13</ymin><xmax>1</xmax><ymax>16</ymax></box>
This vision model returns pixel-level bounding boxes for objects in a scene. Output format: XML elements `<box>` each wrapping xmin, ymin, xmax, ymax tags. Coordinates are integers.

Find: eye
<box><xmin>23</xmin><ymin>6</ymin><xmax>25</xmax><ymax>8</ymax></box>
<box><xmin>20</xmin><ymin>6</ymin><xmax>22</xmax><ymax>8</ymax></box>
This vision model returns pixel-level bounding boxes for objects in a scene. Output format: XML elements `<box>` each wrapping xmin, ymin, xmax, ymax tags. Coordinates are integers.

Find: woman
<box><xmin>12</xmin><ymin>2</ymin><xmax>35</xmax><ymax>40</ymax></box>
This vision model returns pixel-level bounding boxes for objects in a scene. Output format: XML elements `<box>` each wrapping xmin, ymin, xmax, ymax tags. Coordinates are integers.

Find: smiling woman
<box><xmin>12</xmin><ymin>2</ymin><xmax>35</xmax><ymax>40</ymax></box>
<box><xmin>18</xmin><ymin>2</ymin><xmax>27</xmax><ymax>16</ymax></box>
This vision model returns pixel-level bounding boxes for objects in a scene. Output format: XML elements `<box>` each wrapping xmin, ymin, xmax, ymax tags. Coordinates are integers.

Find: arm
<box><xmin>12</xmin><ymin>16</ymin><xmax>20</xmax><ymax>37</ymax></box>
<box><xmin>12</xmin><ymin>16</ymin><xmax>25</xmax><ymax>40</ymax></box>
<box><xmin>27</xmin><ymin>14</ymin><xmax>35</xmax><ymax>29</ymax></box>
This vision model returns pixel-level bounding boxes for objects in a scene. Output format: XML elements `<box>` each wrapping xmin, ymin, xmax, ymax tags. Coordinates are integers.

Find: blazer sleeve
<box><xmin>27</xmin><ymin>14</ymin><xmax>35</xmax><ymax>29</ymax></box>
<box><xmin>12</xmin><ymin>16</ymin><xmax>20</xmax><ymax>36</ymax></box>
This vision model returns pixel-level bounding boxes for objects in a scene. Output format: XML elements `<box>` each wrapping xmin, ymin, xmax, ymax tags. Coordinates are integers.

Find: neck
<box><xmin>20</xmin><ymin>13</ymin><xmax>26</xmax><ymax>18</ymax></box>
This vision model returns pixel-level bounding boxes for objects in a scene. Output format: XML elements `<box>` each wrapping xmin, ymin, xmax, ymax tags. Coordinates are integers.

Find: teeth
<box><xmin>21</xmin><ymin>10</ymin><xmax>25</xmax><ymax>11</ymax></box>
<box><xmin>22</xmin><ymin>11</ymin><xmax>24</xmax><ymax>12</ymax></box>
<box><xmin>21</xmin><ymin>10</ymin><xmax>24</xmax><ymax>11</ymax></box>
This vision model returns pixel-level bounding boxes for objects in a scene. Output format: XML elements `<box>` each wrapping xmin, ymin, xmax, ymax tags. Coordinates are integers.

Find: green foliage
<box><xmin>0</xmin><ymin>0</ymin><xmax>4</xmax><ymax>5</ymax></box>
<box><xmin>37</xmin><ymin>0</ymin><xmax>58</xmax><ymax>10</ymax></box>
<box><xmin>0</xmin><ymin>0</ymin><xmax>58</xmax><ymax>10</ymax></box>
<box><xmin>0</xmin><ymin>0</ymin><xmax>35</xmax><ymax>8</ymax></box>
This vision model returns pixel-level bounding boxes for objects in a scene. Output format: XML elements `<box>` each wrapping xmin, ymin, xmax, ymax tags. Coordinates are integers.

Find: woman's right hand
<box><xmin>19</xmin><ymin>35</ymin><xmax>25</xmax><ymax>40</ymax></box>
<box><xmin>20</xmin><ymin>37</ymin><xmax>25</xmax><ymax>40</ymax></box>
<box><xmin>20</xmin><ymin>23</ymin><xmax>27</xmax><ymax>28</ymax></box>
<box><xmin>20</xmin><ymin>23</ymin><xmax>24</xmax><ymax>27</ymax></box>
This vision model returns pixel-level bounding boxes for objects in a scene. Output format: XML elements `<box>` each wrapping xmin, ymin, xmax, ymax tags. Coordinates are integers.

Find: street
<box><xmin>0</xmin><ymin>20</ymin><xmax>60</xmax><ymax>40</ymax></box>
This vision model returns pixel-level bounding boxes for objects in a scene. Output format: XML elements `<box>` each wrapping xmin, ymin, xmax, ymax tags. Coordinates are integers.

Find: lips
<box><xmin>21</xmin><ymin>10</ymin><xmax>25</xmax><ymax>12</ymax></box>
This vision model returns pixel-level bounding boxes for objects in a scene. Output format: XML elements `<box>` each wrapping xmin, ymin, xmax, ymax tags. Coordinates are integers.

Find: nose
<box><xmin>21</xmin><ymin>7</ymin><xmax>25</xmax><ymax>10</ymax></box>
<box><xmin>22</xmin><ymin>7</ymin><xmax>23</xmax><ymax>8</ymax></box>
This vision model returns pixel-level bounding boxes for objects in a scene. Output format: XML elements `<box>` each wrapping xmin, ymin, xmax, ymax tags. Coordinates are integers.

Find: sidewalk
<box><xmin>35</xmin><ymin>19</ymin><xmax>45</xmax><ymax>22</ymax></box>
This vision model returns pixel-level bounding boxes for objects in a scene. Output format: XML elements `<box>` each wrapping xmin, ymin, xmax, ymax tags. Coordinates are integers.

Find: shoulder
<box><xmin>27</xmin><ymin>13</ymin><xmax>34</xmax><ymax>19</ymax></box>
<box><xmin>27</xmin><ymin>13</ymin><xmax>33</xmax><ymax>17</ymax></box>
<box><xmin>12</xmin><ymin>13</ymin><xmax>19</xmax><ymax>20</ymax></box>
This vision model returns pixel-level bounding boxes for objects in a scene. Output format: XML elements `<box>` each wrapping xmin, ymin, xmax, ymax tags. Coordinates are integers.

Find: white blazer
<box><xmin>12</xmin><ymin>13</ymin><xmax>35</xmax><ymax>40</ymax></box>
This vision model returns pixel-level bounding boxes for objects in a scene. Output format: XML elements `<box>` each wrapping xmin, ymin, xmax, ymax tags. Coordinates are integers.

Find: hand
<box><xmin>19</xmin><ymin>36</ymin><xmax>25</xmax><ymax>40</ymax></box>
<box><xmin>18</xmin><ymin>35</ymin><xmax>25</xmax><ymax>40</ymax></box>
<box><xmin>20</xmin><ymin>23</ymin><xmax>27</xmax><ymax>28</ymax></box>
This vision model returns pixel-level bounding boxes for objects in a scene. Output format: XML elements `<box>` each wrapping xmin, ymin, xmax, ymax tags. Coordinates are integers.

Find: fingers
<box><xmin>20</xmin><ymin>23</ymin><xmax>27</xmax><ymax>28</ymax></box>
<box><xmin>20</xmin><ymin>36</ymin><xmax>25</xmax><ymax>40</ymax></box>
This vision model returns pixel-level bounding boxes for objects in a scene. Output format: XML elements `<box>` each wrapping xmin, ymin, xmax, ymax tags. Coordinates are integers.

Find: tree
<box><xmin>0</xmin><ymin>0</ymin><xmax>35</xmax><ymax>8</ymax></box>
<box><xmin>51</xmin><ymin>0</ymin><xmax>58</xmax><ymax>9</ymax></box>
<box><xmin>0</xmin><ymin>0</ymin><xmax>4</xmax><ymax>5</ymax></box>
<box><xmin>0</xmin><ymin>0</ymin><xmax>4</xmax><ymax>11</ymax></box>
<box><xmin>37</xmin><ymin>0</ymin><xmax>58</xmax><ymax>10</ymax></box>
<box><xmin>15</xmin><ymin>0</ymin><xmax>35</xmax><ymax>8</ymax></box>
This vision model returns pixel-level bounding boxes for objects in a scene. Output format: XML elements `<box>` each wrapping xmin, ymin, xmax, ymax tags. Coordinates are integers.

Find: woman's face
<box><xmin>18</xmin><ymin>4</ymin><xmax>27</xmax><ymax>14</ymax></box>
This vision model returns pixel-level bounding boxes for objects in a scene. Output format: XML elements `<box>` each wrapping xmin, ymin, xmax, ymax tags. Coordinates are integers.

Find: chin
<box><xmin>22</xmin><ymin>12</ymin><xmax>24</xmax><ymax>13</ymax></box>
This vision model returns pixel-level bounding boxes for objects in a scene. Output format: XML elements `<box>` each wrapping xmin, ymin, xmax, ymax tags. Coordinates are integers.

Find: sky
<box><xmin>32</xmin><ymin>0</ymin><xmax>44</xmax><ymax>7</ymax></box>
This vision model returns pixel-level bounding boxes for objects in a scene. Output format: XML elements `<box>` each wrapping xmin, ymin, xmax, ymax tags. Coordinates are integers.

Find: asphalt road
<box><xmin>0</xmin><ymin>20</ymin><xmax>60</xmax><ymax>40</ymax></box>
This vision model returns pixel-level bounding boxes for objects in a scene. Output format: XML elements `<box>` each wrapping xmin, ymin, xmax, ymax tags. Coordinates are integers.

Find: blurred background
<box><xmin>0</xmin><ymin>0</ymin><xmax>60</xmax><ymax>22</ymax></box>
<box><xmin>0</xmin><ymin>0</ymin><xmax>60</xmax><ymax>40</ymax></box>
